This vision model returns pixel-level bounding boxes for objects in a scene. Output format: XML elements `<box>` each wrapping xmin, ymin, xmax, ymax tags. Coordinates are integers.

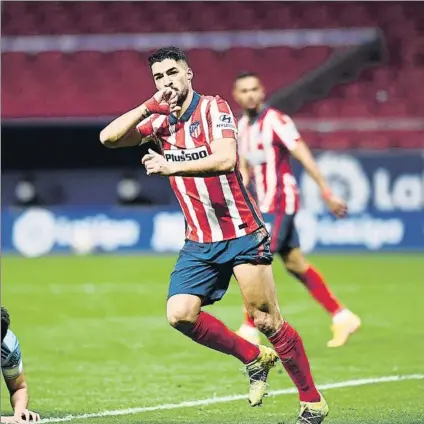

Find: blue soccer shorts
<box><xmin>168</xmin><ymin>227</ymin><xmax>273</xmax><ymax>306</ymax></box>
<box><xmin>262</xmin><ymin>213</ymin><xmax>300</xmax><ymax>255</ymax></box>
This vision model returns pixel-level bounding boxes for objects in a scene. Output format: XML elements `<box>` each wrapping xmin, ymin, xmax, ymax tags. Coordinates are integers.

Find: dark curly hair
<box><xmin>148</xmin><ymin>46</ymin><xmax>188</xmax><ymax>68</ymax></box>
<box><xmin>1</xmin><ymin>306</ymin><xmax>10</xmax><ymax>342</ymax></box>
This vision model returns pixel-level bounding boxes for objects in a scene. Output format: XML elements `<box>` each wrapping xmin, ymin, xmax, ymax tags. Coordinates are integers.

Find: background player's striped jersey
<box><xmin>1</xmin><ymin>329</ymin><xmax>23</xmax><ymax>380</ymax></box>
<box><xmin>137</xmin><ymin>93</ymin><xmax>263</xmax><ymax>243</ymax></box>
<box><xmin>238</xmin><ymin>107</ymin><xmax>301</xmax><ymax>215</ymax></box>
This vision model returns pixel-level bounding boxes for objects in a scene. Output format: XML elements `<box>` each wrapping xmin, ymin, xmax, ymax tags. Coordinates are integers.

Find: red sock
<box><xmin>291</xmin><ymin>266</ymin><xmax>343</xmax><ymax>315</ymax></box>
<box><xmin>186</xmin><ymin>311</ymin><xmax>260</xmax><ymax>364</ymax></box>
<box><xmin>268</xmin><ymin>321</ymin><xmax>320</xmax><ymax>403</ymax></box>
<box><xmin>243</xmin><ymin>309</ymin><xmax>256</xmax><ymax>328</ymax></box>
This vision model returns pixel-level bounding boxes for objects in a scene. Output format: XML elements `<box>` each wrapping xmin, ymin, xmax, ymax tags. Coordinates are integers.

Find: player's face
<box><xmin>233</xmin><ymin>76</ymin><xmax>265</xmax><ymax>113</ymax></box>
<box><xmin>151</xmin><ymin>59</ymin><xmax>193</xmax><ymax>106</ymax></box>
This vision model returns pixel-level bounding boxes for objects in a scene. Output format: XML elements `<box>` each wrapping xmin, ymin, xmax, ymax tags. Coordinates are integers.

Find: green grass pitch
<box><xmin>1</xmin><ymin>254</ymin><xmax>423</xmax><ymax>423</ymax></box>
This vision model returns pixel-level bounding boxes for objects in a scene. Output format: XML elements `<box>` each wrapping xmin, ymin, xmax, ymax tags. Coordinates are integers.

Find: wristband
<box><xmin>144</xmin><ymin>97</ymin><xmax>160</xmax><ymax>114</ymax></box>
<box><xmin>322</xmin><ymin>189</ymin><xmax>332</xmax><ymax>200</ymax></box>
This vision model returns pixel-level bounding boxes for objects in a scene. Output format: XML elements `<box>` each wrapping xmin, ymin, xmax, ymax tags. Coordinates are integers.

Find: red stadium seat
<box><xmin>1</xmin><ymin>0</ymin><xmax>423</xmax><ymax>151</ymax></box>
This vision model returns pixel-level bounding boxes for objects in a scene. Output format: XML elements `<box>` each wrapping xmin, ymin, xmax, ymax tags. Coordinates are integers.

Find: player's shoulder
<box><xmin>265</xmin><ymin>107</ymin><xmax>293</xmax><ymax>122</ymax></box>
<box><xmin>2</xmin><ymin>329</ymin><xmax>19</xmax><ymax>352</ymax></box>
<box><xmin>200</xmin><ymin>94</ymin><xmax>232</xmax><ymax>109</ymax></box>
<box><xmin>201</xmin><ymin>94</ymin><xmax>228</xmax><ymax>102</ymax></box>
<box><xmin>1</xmin><ymin>329</ymin><xmax>20</xmax><ymax>365</ymax></box>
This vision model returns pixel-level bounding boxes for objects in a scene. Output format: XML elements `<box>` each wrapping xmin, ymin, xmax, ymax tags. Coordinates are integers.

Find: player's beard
<box><xmin>246</xmin><ymin>106</ymin><xmax>260</xmax><ymax>119</ymax></box>
<box><xmin>176</xmin><ymin>85</ymin><xmax>189</xmax><ymax>106</ymax></box>
<box><xmin>245</xmin><ymin>99</ymin><xmax>263</xmax><ymax>118</ymax></box>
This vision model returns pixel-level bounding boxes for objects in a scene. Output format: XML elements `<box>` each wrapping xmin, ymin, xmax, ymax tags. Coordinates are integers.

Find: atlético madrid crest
<box><xmin>189</xmin><ymin>121</ymin><xmax>201</xmax><ymax>138</ymax></box>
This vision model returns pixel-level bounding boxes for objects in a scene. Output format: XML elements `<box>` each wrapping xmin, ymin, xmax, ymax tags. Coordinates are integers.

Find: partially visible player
<box><xmin>233</xmin><ymin>72</ymin><xmax>361</xmax><ymax>348</ymax></box>
<box><xmin>1</xmin><ymin>306</ymin><xmax>40</xmax><ymax>423</ymax></box>
<box><xmin>100</xmin><ymin>47</ymin><xmax>329</xmax><ymax>422</ymax></box>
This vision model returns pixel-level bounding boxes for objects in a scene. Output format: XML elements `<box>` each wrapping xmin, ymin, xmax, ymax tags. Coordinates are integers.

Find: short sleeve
<box><xmin>268</xmin><ymin>111</ymin><xmax>301</xmax><ymax>151</ymax></box>
<box><xmin>1</xmin><ymin>330</ymin><xmax>23</xmax><ymax>380</ymax></box>
<box><xmin>207</xmin><ymin>96</ymin><xmax>238</xmax><ymax>142</ymax></box>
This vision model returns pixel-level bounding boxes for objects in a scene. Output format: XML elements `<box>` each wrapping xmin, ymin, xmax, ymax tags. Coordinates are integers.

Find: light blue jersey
<box><xmin>1</xmin><ymin>329</ymin><xmax>23</xmax><ymax>380</ymax></box>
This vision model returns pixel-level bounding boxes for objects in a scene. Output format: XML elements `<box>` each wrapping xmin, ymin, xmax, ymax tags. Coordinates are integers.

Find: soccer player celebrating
<box><xmin>1</xmin><ymin>307</ymin><xmax>40</xmax><ymax>423</ymax></box>
<box><xmin>233</xmin><ymin>72</ymin><xmax>361</xmax><ymax>348</ymax></box>
<box><xmin>101</xmin><ymin>46</ymin><xmax>329</xmax><ymax>423</ymax></box>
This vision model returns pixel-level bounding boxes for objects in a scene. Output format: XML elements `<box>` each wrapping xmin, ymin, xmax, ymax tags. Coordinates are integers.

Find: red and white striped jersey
<box><xmin>137</xmin><ymin>92</ymin><xmax>263</xmax><ymax>243</ymax></box>
<box><xmin>238</xmin><ymin>107</ymin><xmax>301</xmax><ymax>215</ymax></box>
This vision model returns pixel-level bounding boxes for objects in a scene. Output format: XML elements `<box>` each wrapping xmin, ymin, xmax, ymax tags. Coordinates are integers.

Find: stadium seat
<box><xmin>2</xmin><ymin>1</ymin><xmax>423</xmax><ymax>149</ymax></box>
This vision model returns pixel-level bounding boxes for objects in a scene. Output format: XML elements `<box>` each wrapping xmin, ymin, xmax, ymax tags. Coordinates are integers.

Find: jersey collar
<box><xmin>169</xmin><ymin>91</ymin><xmax>200</xmax><ymax>125</ymax></box>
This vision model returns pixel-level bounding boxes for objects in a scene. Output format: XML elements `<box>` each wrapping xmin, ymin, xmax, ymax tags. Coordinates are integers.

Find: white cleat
<box><xmin>328</xmin><ymin>311</ymin><xmax>361</xmax><ymax>348</ymax></box>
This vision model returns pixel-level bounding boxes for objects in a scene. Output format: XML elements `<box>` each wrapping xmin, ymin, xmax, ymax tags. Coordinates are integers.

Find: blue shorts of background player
<box><xmin>262</xmin><ymin>213</ymin><xmax>300</xmax><ymax>254</ymax></box>
<box><xmin>169</xmin><ymin>227</ymin><xmax>273</xmax><ymax>306</ymax></box>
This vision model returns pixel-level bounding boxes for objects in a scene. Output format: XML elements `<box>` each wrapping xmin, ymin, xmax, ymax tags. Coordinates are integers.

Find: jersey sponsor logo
<box><xmin>189</xmin><ymin>121</ymin><xmax>202</xmax><ymax>138</ymax></box>
<box><xmin>164</xmin><ymin>146</ymin><xmax>208</xmax><ymax>162</ymax></box>
<box><xmin>219</xmin><ymin>114</ymin><xmax>232</xmax><ymax>123</ymax></box>
<box><xmin>216</xmin><ymin>114</ymin><xmax>236</xmax><ymax>129</ymax></box>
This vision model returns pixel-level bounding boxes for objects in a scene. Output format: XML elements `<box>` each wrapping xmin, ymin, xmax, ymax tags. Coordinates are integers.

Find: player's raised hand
<box><xmin>142</xmin><ymin>149</ymin><xmax>174</xmax><ymax>176</ymax></box>
<box><xmin>323</xmin><ymin>191</ymin><xmax>348</xmax><ymax>218</ymax></box>
<box><xmin>144</xmin><ymin>88</ymin><xmax>181</xmax><ymax>115</ymax></box>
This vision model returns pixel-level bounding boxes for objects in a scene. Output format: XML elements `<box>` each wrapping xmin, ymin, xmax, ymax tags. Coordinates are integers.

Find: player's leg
<box><xmin>279</xmin><ymin>216</ymin><xmax>361</xmax><ymax>347</ymax></box>
<box><xmin>166</xmin><ymin>293</ymin><xmax>260</xmax><ymax>364</ymax></box>
<box><xmin>281</xmin><ymin>246</ymin><xmax>344</xmax><ymax>315</ymax></box>
<box><xmin>166</xmin><ymin>242</ymin><xmax>260</xmax><ymax>365</ymax></box>
<box><xmin>234</xmin><ymin>262</ymin><xmax>329</xmax><ymax>422</ymax></box>
<box><xmin>168</xmin><ymin>239</ymin><xmax>280</xmax><ymax>407</ymax></box>
<box><xmin>233</xmin><ymin>228</ymin><xmax>328</xmax><ymax>422</ymax></box>
<box><xmin>236</xmin><ymin>213</ymin><xmax>282</xmax><ymax>344</ymax></box>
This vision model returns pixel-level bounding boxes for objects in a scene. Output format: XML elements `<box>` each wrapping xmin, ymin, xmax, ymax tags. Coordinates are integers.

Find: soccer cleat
<box><xmin>297</xmin><ymin>393</ymin><xmax>329</xmax><ymax>423</ymax></box>
<box><xmin>245</xmin><ymin>345</ymin><xmax>279</xmax><ymax>407</ymax></box>
<box><xmin>237</xmin><ymin>323</ymin><xmax>261</xmax><ymax>345</ymax></box>
<box><xmin>327</xmin><ymin>312</ymin><xmax>361</xmax><ymax>347</ymax></box>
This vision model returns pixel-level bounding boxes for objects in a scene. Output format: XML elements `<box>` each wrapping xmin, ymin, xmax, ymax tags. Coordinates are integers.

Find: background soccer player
<box><xmin>233</xmin><ymin>72</ymin><xmax>361</xmax><ymax>348</ymax></box>
<box><xmin>100</xmin><ymin>46</ymin><xmax>329</xmax><ymax>423</ymax></box>
<box><xmin>1</xmin><ymin>307</ymin><xmax>40</xmax><ymax>423</ymax></box>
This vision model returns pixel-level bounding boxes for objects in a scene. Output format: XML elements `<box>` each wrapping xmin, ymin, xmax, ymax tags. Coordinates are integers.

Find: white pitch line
<box><xmin>41</xmin><ymin>374</ymin><xmax>424</xmax><ymax>423</ymax></box>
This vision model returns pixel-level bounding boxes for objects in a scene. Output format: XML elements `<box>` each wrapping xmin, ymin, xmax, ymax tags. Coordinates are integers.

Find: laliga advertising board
<box><xmin>1</xmin><ymin>151</ymin><xmax>423</xmax><ymax>257</ymax></box>
<box><xmin>289</xmin><ymin>151</ymin><xmax>424</xmax><ymax>253</ymax></box>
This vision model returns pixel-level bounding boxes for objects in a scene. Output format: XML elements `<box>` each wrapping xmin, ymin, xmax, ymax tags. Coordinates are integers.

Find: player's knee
<box><xmin>167</xmin><ymin>307</ymin><xmax>199</xmax><ymax>328</ymax></box>
<box><xmin>166</xmin><ymin>296</ymin><xmax>200</xmax><ymax>331</ymax></box>
<box><xmin>167</xmin><ymin>294</ymin><xmax>201</xmax><ymax>328</ymax></box>
<box><xmin>283</xmin><ymin>255</ymin><xmax>308</xmax><ymax>274</ymax></box>
<box><xmin>252</xmin><ymin>310</ymin><xmax>282</xmax><ymax>337</ymax></box>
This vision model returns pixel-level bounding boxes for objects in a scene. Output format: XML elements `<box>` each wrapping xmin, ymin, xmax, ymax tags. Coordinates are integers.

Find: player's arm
<box><xmin>290</xmin><ymin>141</ymin><xmax>347</xmax><ymax>217</ymax></box>
<box><xmin>290</xmin><ymin>140</ymin><xmax>330</xmax><ymax>195</ymax></box>
<box><xmin>2</xmin><ymin>338</ymin><xmax>40</xmax><ymax>422</ymax></box>
<box><xmin>271</xmin><ymin>113</ymin><xmax>347</xmax><ymax>218</ymax></box>
<box><xmin>6</xmin><ymin>373</ymin><xmax>28</xmax><ymax>416</ymax></box>
<box><xmin>99</xmin><ymin>104</ymin><xmax>150</xmax><ymax>148</ymax></box>
<box><xmin>143</xmin><ymin>138</ymin><xmax>236</xmax><ymax>177</ymax></box>
<box><xmin>239</xmin><ymin>155</ymin><xmax>251</xmax><ymax>187</ymax></box>
<box><xmin>173</xmin><ymin>137</ymin><xmax>237</xmax><ymax>176</ymax></box>
<box><xmin>99</xmin><ymin>88</ymin><xmax>180</xmax><ymax>148</ymax></box>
